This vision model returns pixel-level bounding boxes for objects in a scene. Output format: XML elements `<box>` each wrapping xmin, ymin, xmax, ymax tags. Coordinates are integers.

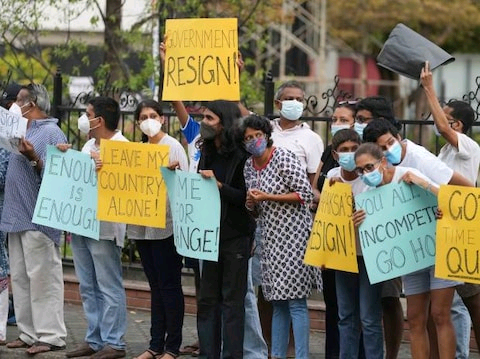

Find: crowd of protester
<box><xmin>0</xmin><ymin>49</ymin><xmax>479</xmax><ymax>359</ymax></box>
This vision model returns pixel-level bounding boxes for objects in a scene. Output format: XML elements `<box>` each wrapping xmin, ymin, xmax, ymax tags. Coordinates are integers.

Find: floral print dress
<box><xmin>244</xmin><ymin>147</ymin><xmax>320</xmax><ymax>301</ymax></box>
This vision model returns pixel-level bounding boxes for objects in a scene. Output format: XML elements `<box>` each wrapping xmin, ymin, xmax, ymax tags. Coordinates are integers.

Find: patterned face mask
<box><xmin>245</xmin><ymin>137</ymin><xmax>268</xmax><ymax>157</ymax></box>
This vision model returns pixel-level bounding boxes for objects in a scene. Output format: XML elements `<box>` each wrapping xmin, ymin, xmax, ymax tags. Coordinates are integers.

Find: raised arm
<box><xmin>159</xmin><ymin>41</ymin><xmax>189</xmax><ymax>127</ymax></box>
<box><xmin>420</xmin><ymin>61</ymin><xmax>459</xmax><ymax>148</ymax></box>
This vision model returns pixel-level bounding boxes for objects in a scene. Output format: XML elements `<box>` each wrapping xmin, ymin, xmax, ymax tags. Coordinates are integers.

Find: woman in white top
<box><xmin>353</xmin><ymin>143</ymin><xmax>457</xmax><ymax>359</ymax></box>
<box><xmin>129</xmin><ymin>100</ymin><xmax>188</xmax><ymax>359</ymax></box>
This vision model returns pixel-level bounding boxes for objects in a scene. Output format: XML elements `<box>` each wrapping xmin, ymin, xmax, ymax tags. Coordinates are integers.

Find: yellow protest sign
<box><xmin>304</xmin><ymin>181</ymin><xmax>358</xmax><ymax>273</ymax></box>
<box><xmin>162</xmin><ymin>18</ymin><xmax>240</xmax><ymax>101</ymax></box>
<box><xmin>97</xmin><ymin>140</ymin><xmax>169</xmax><ymax>227</ymax></box>
<box><xmin>436</xmin><ymin>185</ymin><xmax>480</xmax><ymax>284</ymax></box>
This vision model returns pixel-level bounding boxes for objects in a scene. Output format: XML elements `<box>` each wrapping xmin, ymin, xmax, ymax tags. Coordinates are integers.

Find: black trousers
<box><xmin>136</xmin><ymin>237</ymin><xmax>184</xmax><ymax>355</ymax></box>
<box><xmin>323</xmin><ymin>269</ymin><xmax>340</xmax><ymax>359</ymax></box>
<box><xmin>197</xmin><ymin>236</ymin><xmax>250</xmax><ymax>359</ymax></box>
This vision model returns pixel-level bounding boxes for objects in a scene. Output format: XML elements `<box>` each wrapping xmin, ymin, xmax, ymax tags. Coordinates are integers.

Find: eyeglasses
<box><xmin>355</xmin><ymin>115</ymin><xmax>373</xmax><ymax>124</ymax></box>
<box><xmin>354</xmin><ymin>160</ymin><xmax>381</xmax><ymax>176</ymax></box>
<box><xmin>338</xmin><ymin>100</ymin><xmax>357</xmax><ymax>105</ymax></box>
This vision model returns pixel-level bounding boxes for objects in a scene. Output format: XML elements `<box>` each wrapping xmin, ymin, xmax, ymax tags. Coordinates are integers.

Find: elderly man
<box><xmin>271</xmin><ymin>80</ymin><xmax>324</xmax><ymax>184</ymax></box>
<box><xmin>1</xmin><ymin>84</ymin><xmax>67</xmax><ymax>354</ymax></box>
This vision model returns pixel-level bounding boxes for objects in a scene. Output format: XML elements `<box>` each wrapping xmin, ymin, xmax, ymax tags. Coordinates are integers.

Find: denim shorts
<box><xmin>403</xmin><ymin>265</ymin><xmax>460</xmax><ymax>296</ymax></box>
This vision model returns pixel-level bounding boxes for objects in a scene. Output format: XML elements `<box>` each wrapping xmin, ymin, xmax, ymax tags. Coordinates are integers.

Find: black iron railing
<box><xmin>2</xmin><ymin>69</ymin><xmax>480</xmax><ymax>266</ymax></box>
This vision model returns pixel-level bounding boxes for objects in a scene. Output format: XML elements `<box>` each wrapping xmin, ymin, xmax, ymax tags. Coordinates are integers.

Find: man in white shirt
<box><xmin>271</xmin><ymin>80</ymin><xmax>324</xmax><ymax>184</ymax></box>
<box><xmin>65</xmin><ymin>97</ymin><xmax>128</xmax><ymax>359</ymax></box>
<box><xmin>421</xmin><ymin>61</ymin><xmax>480</xmax><ymax>357</ymax></box>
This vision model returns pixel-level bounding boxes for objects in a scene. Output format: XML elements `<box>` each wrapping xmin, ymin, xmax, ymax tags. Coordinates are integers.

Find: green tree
<box><xmin>0</xmin><ymin>0</ymin><xmax>292</xmax><ymax>105</ymax></box>
<box><xmin>327</xmin><ymin>0</ymin><xmax>480</xmax><ymax>55</ymax></box>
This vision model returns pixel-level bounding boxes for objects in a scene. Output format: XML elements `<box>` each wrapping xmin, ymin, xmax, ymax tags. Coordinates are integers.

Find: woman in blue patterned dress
<box><xmin>241</xmin><ymin>115</ymin><xmax>318</xmax><ymax>359</ymax></box>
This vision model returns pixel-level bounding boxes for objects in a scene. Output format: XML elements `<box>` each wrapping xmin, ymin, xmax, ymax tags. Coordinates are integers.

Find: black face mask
<box><xmin>200</xmin><ymin>122</ymin><xmax>217</xmax><ymax>140</ymax></box>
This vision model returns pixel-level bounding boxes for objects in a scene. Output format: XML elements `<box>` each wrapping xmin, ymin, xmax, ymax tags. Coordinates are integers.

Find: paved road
<box><xmin>1</xmin><ymin>302</ymin><xmax>479</xmax><ymax>358</ymax></box>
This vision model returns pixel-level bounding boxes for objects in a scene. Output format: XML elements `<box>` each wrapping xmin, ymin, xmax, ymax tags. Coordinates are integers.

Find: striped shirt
<box><xmin>0</xmin><ymin>118</ymin><xmax>67</xmax><ymax>245</ymax></box>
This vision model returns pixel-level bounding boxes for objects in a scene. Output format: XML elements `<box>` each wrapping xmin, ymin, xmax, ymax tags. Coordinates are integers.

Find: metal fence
<box><xmin>3</xmin><ymin>69</ymin><xmax>480</xmax><ymax>266</ymax></box>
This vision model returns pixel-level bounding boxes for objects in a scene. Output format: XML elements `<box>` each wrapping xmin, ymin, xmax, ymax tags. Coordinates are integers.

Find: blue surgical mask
<box><xmin>360</xmin><ymin>168</ymin><xmax>383</xmax><ymax>187</ymax></box>
<box><xmin>354</xmin><ymin>122</ymin><xmax>367</xmax><ymax>138</ymax></box>
<box><xmin>280</xmin><ymin>100</ymin><xmax>304</xmax><ymax>121</ymax></box>
<box><xmin>245</xmin><ymin>137</ymin><xmax>268</xmax><ymax>157</ymax></box>
<box><xmin>337</xmin><ymin>152</ymin><xmax>356</xmax><ymax>172</ymax></box>
<box><xmin>331</xmin><ymin>124</ymin><xmax>350</xmax><ymax>136</ymax></box>
<box><xmin>385</xmin><ymin>141</ymin><xmax>402</xmax><ymax>165</ymax></box>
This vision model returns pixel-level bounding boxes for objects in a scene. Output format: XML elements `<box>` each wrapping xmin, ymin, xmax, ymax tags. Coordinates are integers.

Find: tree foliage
<box><xmin>327</xmin><ymin>0</ymin><xmax>480</xmax><ymax>55</ymax></box>
<box><xmin>0</xmin><ymin>0</ymin><xmax>290</xmax><ymax>106</ymax></box>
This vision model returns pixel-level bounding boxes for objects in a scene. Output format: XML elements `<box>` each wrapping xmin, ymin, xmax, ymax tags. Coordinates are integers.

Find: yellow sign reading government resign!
<box><xmin>162</xmin><ymin>18</ymin><xmax>240</xmax><ymax>101</ymax></box>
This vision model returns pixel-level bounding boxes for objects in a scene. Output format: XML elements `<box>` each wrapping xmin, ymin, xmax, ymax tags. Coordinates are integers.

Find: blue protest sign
<box><xmin>33</xmin><ymin>146</ymin><xmax>99</xmax><ymax>240</ymax></box>
<box><xmin>355</xmin><ymin>182</ymin><xmax>438</xmax><ymax>284</ymax></box>
<box><xmin>161</xmin><ymin>168</ymin><xmax>220</xmax><ymax>261</ymax></box>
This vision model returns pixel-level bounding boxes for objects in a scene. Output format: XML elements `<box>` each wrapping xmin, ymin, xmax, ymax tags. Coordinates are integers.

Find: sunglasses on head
<box><xmin>338</xmin><ymin>100</ymin><xmax>357</xmax><ymax>105</ymax></box>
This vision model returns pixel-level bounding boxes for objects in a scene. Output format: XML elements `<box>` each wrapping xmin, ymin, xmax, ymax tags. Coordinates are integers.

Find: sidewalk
<box><xmin>1</xmin><ymin>302</ymin><xmax>478</xmax><ymax>358</ymax></box>
<box><xmin>0</xmin><ymin>302</ymin><xmax>380</xmax><ymax>359</ymax></box>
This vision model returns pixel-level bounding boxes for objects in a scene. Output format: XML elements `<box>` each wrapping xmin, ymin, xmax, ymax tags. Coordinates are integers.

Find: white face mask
<box><xmin>77</xmin><ymin>114</ymin><xmax>91</xmax><ymax>134</ymax></box>
<box><xmin>78</xmin><ymin>114</ymin><xmax>101</xmax><ymax>135</ymax></box>
<box><xmin>280</xmin><ymin>100</ymin><xmax>304</xmax><ymax>121</ymax></box>
<box><xmin>9</xmin><ymin>102</ymin><xmax>32</xmax><ymax>118</ymax></box>
<box><xmin>8</xmin><ymin>103</ymin><xmax>22</xmax><ymax>117</ymax></box>
<box><xmin>139</xmin><ymin>118</ymin><xmax>162</xmax><ymax>137</ymax></box>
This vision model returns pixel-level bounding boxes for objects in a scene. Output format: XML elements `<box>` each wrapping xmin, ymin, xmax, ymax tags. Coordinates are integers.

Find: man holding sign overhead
<box><xmin>421</xmin><ymin>61</ymin><xmax>480</xmax><ymax>353</ymax></box>
<box><xmin>65</xmin><ymin>97</ymin><xmax>128</xmax><ymax>359</ymax></box>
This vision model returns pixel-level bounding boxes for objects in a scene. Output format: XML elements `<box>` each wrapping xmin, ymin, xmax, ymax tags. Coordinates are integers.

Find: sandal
<box><xmin>134</xmin><ymin>349</ymin><xmax>162</xmax><ymax>359</ymax></box>
<box><xmin>179</xmin><ymin>344</ymin><xmax>199</xmax><ymax>356</ymax></box>
<box><xmin>6</xmin><ymin>338</ymin><xmax>30</xmax><ymax>348</ymax></box>
<box><xmin>26</xmin><ymin>342</ymin><xmax>66</xmax><ymax>355</ymax></box>
<box><xmin>160</xmin><ymin>352</ymin><xmax>179</xmax><ymax>359</ymax></box>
